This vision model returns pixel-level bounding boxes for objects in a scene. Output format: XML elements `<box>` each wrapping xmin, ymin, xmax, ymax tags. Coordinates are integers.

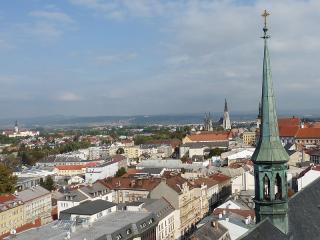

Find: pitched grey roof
<box><xmin>11</xmin><ymin>211</ymin><xmax>156</xmax><ymax>240</ymax></box>
<box><xmin>239</xmin><ymin>219</ymin><xmax>288</xmax><ymax>240</ymax></box>
<box><xmin>60</xmin><ymin>199</ymin><xmax>116</xmax><ymax>216</ymax></box>
<box><xmin>79</xmin><ymin>182</ymin><xmax>111</xmax><ymax>196</ymax></box>
<box><xmin>142</xmin><ymin>198</ymin><xmax>174</xmax><ymax>221</ymax></box>
<box><xmin>59</xmin><ymin>189</ymin><xmax>89</xmax><ymax>202</ymax></box>
<box><xmin>191</xmin><ymin>221</ymin><xmax>230</xmax><ymax>240</ymax></box>
<box><xmin>16</xmin><ymin>185</ymin><xmax>50</xmax><ymax>202</ymax></box>
<box><xmin>140</xmin><ymin>168</ymin><xmax>164</xmax><ymax>175</ymax></box>
<box><xmin>288</xmin><ymin>177</ymin><xmax>320</xmax><ymax>240</ymax></box>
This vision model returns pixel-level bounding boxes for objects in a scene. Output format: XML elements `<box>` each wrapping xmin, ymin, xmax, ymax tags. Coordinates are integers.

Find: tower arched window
<box><xmin>263</xmin><ymin>174</ymin><xmax>270</xmax><ymax>200</ymax></box>
<box><xmin>275</xmin><ymin>173</ymin><xmax>282</xmax><ymax>200</ymax></box>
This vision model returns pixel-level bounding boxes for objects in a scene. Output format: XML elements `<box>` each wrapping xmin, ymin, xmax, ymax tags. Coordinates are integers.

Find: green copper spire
<box><xmin>251</xmin><ymin>11</ymin><xmax>289</xmax><ymax>163</ymax></box>
<box><xmin>252</xmin><ymin>10</ymin><xmax>289</xmax><ymax>235</ymax></box>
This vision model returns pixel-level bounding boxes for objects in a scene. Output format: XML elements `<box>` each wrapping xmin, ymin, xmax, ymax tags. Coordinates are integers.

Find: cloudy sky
<box><xmin>0</xmin><ymin>0</ymin><xmax>319</xmax><ymax>118</ymax></box>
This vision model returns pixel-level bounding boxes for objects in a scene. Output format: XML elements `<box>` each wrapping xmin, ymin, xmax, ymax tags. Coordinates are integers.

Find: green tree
<box><xmin>40</xmin><ymin>175</ymin><xmax>55</xmax><ymax>191</ymax></box>
<box><xmin>115</xmin><ymin>167</ymin><xmax>127</xmax><ymax>177</ymax></box>
<box><xmin>0</xmin><ymin>163</ymin><xmax>17</xmax><ymax>194</ymax></box>
<box><xmin>207</xmin><ymin>148</ymin><xmax>226</xmax><ymax>159</ymax></box>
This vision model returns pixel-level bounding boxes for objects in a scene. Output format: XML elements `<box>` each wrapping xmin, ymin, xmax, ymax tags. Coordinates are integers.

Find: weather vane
<box><xmin>261</xmin><ymin>9</ymin><xmax>270</xmax><ymax>38</ymax></box>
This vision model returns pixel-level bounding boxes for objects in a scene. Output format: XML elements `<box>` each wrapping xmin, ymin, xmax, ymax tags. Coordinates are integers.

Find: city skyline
<box><xmin>1</xmin><ymin>0</ymin><xmax>320</xmax><ymax>118</ymax></box>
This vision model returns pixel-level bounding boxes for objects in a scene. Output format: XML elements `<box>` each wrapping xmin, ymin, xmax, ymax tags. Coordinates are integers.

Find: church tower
<box><xmin>251</xmin><ymin>10</ymin><xmax>289</xmax><ymax>234</ymax></box>
<box><xmin>223</xmin><ymin>99</ymin><xmax>231</xmax><ymax>130</ymax></box>
<box><xmin>14</xmin><ymin>120</ymin><xmax>19</xmax><ymax>133</ymax></box>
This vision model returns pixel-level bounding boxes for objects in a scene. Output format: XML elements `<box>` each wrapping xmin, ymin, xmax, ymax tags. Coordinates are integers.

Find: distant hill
<box><xmin>0</xmin><ymin>111</ymin><xmax>318</xmax><ymax>129</ymax></box>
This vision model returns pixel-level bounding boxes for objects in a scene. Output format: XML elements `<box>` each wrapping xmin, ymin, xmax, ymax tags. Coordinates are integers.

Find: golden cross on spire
<box><xmin>261</xmin><ymin>9</ymin><xmax>270</xmax><ymax>28</ymax></box>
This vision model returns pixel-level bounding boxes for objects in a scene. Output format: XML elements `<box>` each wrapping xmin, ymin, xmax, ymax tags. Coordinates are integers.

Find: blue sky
<box><xmin>0</xmin><ymin>0</ymin><xmax>320</xmax><ymax>118</ymax></box>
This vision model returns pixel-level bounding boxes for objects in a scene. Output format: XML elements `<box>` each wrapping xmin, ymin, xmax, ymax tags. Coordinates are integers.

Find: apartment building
<box><xmin>0</xmin><ymin>194</ymin><xmax>24</xmax><ymax>237</ymax></box>
<box><xmin>150</xmin><ymin>174</ymin><xmax>209</xmax><ymax>239</ymax></box>
<box><xmin>16</xmin><ymin>186</ymin><xmax>52</xmax><ymax>225</ymax></box>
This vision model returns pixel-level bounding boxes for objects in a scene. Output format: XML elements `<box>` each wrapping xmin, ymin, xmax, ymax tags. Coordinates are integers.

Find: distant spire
<box><xmin>224</xmin><ymin>99</ymin><xmax>228</xmax><ymax>112</ymax></box>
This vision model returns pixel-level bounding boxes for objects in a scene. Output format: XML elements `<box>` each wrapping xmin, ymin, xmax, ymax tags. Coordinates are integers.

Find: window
<box><xmin>263</xmin><ymin>174</ymin><xmax>270</xmax><ymax>200</ymax></box>
<box><xmin>275</xmin><ymin>173</ymin><xmax>282</xmax><ymax>200</ymax></box>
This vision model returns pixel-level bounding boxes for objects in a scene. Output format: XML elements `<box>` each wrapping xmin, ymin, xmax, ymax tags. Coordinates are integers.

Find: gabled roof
<box><xmin>142</xmin><ymin>197</ymin><xmax>174</xmax><ymax>221</ymax></box>
<box><xmin>192</xmin><ymin>177</ymin><xmax>219</xmax><ymax>188</ymax></box>
<box><xmin>186</xmin><ymin>132</ymin><xmax>230</xmax><ymax>142</ymax></box>
<box><xmin>16</xmin><ymin>186</ymin><xmax>50</xmax><ymax>202</ymax></box>
<box><xmin>296</xmin><ymin>128</ymin><xmax>320</xmax><ymax>139</ymax></box>
<box><xmin>279</xmin><ymin>126</ymin><xmax>299</xmax><ymax>137</ymax></box>
<box><xmin>100</xmin><ymin>177</ymin><xmax>161</xmax><ymax>191</ymax></box>
<box><xmin>278</xmin><ymin>117</ymin><xmax>300</xmax><ymax>128</ymax></box>
<box><xmin>191</xmin><ymin>221</ymin><xmax>230</xmax><ymax>240</ymax></box>
<box><xmin>209</xmin><ymin>173</ymin><xmax>231</xmax><ymax>183</ymax></box>
<box><xmin>239</xmin><ymin>219</ymin><xmax>288</xmax><ymax>240</ymax></box>
<box><xmin>164</xmin><ymin>174</ymin><xmax>193</xmax><ymax>193</ymax></box>
<box><xmin>288</xmin><ymin>177</ymin><xmax>320</xmax><ymax>239</ymax></box>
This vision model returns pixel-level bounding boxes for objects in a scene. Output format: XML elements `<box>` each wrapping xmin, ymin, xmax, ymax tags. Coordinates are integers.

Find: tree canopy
<box><xmin>0</xmin><ymin>163</ymin><xmax>17</xmax><ymax>194</ymax></box>
<box><xmin>40</xmin><ymin>175</ymin><xmax>55</xmax><ymax>191</ymax></box>
<box><xmin>115</xmin><ymin>167</ymin><xmax>127</xmax><ymax>177</ymax></box>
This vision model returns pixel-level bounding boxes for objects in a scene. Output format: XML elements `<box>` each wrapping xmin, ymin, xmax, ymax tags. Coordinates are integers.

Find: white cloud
<box><xmin>25</xmin><ymin>9</ymin><xmax>75</xmax><ymax>40</ymax></box>
<box><xmin>29</xmin><ymin>10</ymin><xmax>74</xmax><ymax>24</ymax></box>
<box><xmin>95</xmin><ymin>53</ymin><xmax>137</xmax><ymax>65</ymax></box>
<box><xmin>56</xmin><ymin>92</ymin><xmax>82</xmax><ymax>102</ymax></box>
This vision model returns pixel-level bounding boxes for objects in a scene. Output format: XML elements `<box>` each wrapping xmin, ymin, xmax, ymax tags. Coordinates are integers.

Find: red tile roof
<box><xmin>145</xmin><ymin>139</ymin><xmax>181</xmax><ymax>148</ymax></box>
<box><xmin>192</xmin><ymin>177</ymin><xmax>219</xmax><ymax>188</ymax></box>
<box><xmin>296</xmin><ymin>128</ymin><xmax>320</xmax><ymax>139</ymax></box>
<box><xmin>279</xmin><ymin>126</ymin><xmax>299</xmax><ymax>137</ymax></box>
<box><xmin>165</xmin><ymin>175</ymin><xmax>193</xmax><ymax>193</ymax></box>
<box><xmin>55</xmin><ymin>165</ymin><xmax>86</xmax><ymax>171</ymax></box>
<box><xmin>209</xmin><ymin>173</ymin><xmax>231</xmax><ymax>183</ymax></box>
<box><xmin>278</xmin><ymin>117</ymin><xmax>300</xmax><ymax>127</ymax></box>
<box><xmin>100</xmin><ymin>177</ymin><xmax>161</xmax><ymax>191</ymax></box>
<box><xmin>186</xmin><ymin>131</ymin><xmax>230</xmax><ymax>142</ymax></box>
<box><xmin>0</xmin><ymin>193</ymin><xmax>16</xmax><ymax>203</ymax></box>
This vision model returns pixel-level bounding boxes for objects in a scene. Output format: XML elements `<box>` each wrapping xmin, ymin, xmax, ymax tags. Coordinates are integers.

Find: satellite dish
<box><xmin>10</xmin><ymin>229</ymin><xmax>16</xmax><ymax>235</ymax></box>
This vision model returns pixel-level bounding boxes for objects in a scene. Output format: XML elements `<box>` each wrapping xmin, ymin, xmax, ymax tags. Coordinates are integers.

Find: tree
<box><xmin>116</xmin><ymin>147</ymin><xmax>124</xmax><ymax>154</ymax></box>
<box><xmin>115</xmin><ymin>167</ymin><xmax>127</xmax><ymax>177</ymax></box>
<box><xmin>40</xmin><ymin>175</ymin><xmax>55</xmax><ymax>191</ymax></box>
<box><xmin>207</xmin><ymin>148</ymin><xmax>226</xmax><ymax>159</ymax></box>
<box><xmin>0</xmin><ymin>163</ymin><xmax>17</xmax><ymax>194</ymax></box>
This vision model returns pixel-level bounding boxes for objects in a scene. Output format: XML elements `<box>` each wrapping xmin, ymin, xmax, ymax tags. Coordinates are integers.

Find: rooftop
<box><xmin>60</xmin><ymin>199</ymin><xmax>116</xmax><ymax>216</ymax></box>
<box><xmin>11</xmin><ymin>211</ymin><xmax>156</xmax><ymax>240</ymax></box>
<box><xmin>186</xmin><ymin>131</ymin><xmax>230</xmax><ymax>142</ymax></box>
<box><xmin>16</xmin><ymin>186</ymin><xmax>50</xmax><ymax>202</ymax></box>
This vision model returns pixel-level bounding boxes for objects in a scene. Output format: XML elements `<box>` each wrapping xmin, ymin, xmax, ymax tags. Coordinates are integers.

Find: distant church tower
<box><xmin>14</xmin><ymin>120</ymin><xmax>19</xmax><ymax>133</ymax></box>
<box><xmin>204</xmin><ymin>112</ymin><xmax>213</xmax><ymax>131</ymax></box>
<box><xmin>251</xmin><ymin>10</ymin><xmax>289</xmax><ymax>234</ymax></box>
<box><xmin>223</xmin><ymin>99</ymin><xmax>231</xmax><ymax>130</ymax></box>
<box><xmin>256</xmin><ymin>102</ymin><xmax>262</xmax><ymax>129</ymax></box>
